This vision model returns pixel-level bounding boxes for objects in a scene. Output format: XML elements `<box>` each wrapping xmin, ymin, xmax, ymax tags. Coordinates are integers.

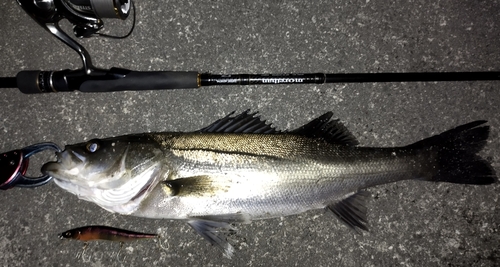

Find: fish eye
<box><xmin>86</xmin><ymin>141</ymin><xmax>100</xmax><ymax>153</ymax></box>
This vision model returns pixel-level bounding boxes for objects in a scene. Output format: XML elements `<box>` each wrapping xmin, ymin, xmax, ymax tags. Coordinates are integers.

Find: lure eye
<box><xmin>86</xmin><ymin>141</ymin><xmax>100</xmax><ymax>153</ymax></box>
<box><xmin>60</xmin><ymin>231</ymin><xmax>73</xmax><ymax>239</ymax></box>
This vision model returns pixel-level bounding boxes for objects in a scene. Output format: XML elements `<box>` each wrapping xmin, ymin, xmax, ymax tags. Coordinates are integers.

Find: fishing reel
<box><xmin>16</xmin><ymin>0</ymin><xmax>134</xmax><ymax>72</ymax></box>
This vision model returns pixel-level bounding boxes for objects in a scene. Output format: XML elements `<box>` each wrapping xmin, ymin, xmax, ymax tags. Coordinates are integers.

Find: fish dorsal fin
<box><xmin>197</xmin><ymin>111</ymin><xmax>358</xmax><ymax>146</ymax></box>
<box><xmin>327</xmin><ymin>191</ymin><xmax>370</xmax><ymax>233</ymax></box>
<box><xmin>197</xmin><ymin>110</ymin><xmax>279</xmax><ymax>134</ymax></box>
<box><xmin>291</xmin><ymin>112</ymin><xmax>358</xmax><ymax>146</ymax></box>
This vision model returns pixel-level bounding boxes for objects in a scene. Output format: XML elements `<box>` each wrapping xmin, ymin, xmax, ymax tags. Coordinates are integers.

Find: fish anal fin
<box><xmin>291</xmin><ymin>112</ymin><xmax>358</xmax><ymax>146</ymax></box>
<box><xmin>327</xmin><ymin>191</ymin><xmax>370</xmax><ymax>233</ymax></box>
<box><xmin>187</xmin><ymin>219</ymin><xmax>235</xmax><ymax>258</ymax></box>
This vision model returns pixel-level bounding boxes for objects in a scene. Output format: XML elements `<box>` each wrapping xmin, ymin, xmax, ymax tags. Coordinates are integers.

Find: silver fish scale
<box><xmin>130</xmin><ymin>133</ymin><xmax>425</xmax><ymax>220</ymax></box>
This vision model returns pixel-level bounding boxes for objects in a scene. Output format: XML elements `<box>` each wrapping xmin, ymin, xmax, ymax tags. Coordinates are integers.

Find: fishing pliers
<box><xmin>0</xmin><ymin>143</ymin><xmax>61</xmax><ymax>190</ymax></box>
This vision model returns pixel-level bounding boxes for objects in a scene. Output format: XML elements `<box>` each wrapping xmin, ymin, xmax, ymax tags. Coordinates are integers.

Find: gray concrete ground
<box><xmin>1</xmin><ymin>0</ymin><xmax>499</xmax><ymax>266</ymax></box>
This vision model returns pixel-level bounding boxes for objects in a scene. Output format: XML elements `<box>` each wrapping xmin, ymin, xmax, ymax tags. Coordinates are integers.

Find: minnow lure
<box><xmin>58</xmin><ymin>225</ymin><xmax>157</xmax><ymax>242</ymax></box>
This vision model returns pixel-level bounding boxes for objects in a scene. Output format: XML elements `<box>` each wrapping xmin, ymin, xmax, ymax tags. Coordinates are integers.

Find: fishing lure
<box><xmin>59</xmin><ymin>225</ymin><xmax>157</xmax><ymax>242</ymax></box>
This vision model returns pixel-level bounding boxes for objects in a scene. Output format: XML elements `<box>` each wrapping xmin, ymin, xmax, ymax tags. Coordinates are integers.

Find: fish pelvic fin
<box><xmin>187</xmin><ymin>219</ymin><xmax>235</xmax><ymax>259</ymax></box>
<box><xmin>327</xmin><ymin>191</ymin><xmax>369</xmax><ymax>233</ymax></box>
<box><xmin>407</xmin><ymin>120</ymin><xmax>497</xmax><ymax>185</ymax></box>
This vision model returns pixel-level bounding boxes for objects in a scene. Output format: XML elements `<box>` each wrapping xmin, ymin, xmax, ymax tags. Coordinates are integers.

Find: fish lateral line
<box><xmin>170</xmin><ymin>147</ymin><xmax>287</xmax><ymax>161</ymax></box>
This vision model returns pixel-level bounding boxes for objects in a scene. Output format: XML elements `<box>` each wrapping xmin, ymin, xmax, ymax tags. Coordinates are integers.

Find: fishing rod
<box><xmin>1</xmin><ymin>0</ymin><xmax>499</xmax><ymax>94</ymax></box>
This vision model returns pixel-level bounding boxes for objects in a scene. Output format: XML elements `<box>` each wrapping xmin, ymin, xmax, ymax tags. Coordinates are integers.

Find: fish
<box><xmin>58</xmin><ymin>225</ymin><xmax>157</xmax><ymax>242</ymax></box>
<box><xmin>42</xmin><ymin>111</ymin><xmax>497</xmax><ymax>256</ymax></box>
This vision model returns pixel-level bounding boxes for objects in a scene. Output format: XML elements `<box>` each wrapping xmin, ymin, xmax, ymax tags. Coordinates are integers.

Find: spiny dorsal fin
<box><xmin>327</xmin><ymin>191</ymin><xmax>370</xmax><ymax>233</ymax></box>
<box><xmin>291</xmin><ymin>112</ymin><xmax>358</xmax><ymax>146</ymax></box>
<box><xmin>197</xmin><ymin>110</ymin><xmax>279</xmax><ymax>134</ymax></box>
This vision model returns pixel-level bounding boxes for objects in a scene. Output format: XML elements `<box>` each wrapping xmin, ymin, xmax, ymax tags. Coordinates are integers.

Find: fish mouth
<box><xmin>41</xmin><ymin>157</ymin><xmax>61</xmax><ymax>178</ymax></box>
<box><xmin>41</xmin><ymin>150</ymin><xmax>84</xmax><ymax>180</ymax></box>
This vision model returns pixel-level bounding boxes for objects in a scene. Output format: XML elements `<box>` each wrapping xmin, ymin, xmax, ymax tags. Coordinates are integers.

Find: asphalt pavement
<box><xmin>0</xmin><ymin>0</ymin><xmax>499</xmax><ymax>266</ymax></box>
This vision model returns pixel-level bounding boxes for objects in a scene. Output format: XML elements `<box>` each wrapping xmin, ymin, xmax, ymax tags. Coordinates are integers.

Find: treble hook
<box><xmin>0</xmin><ymin>143</ymin><xmax>61</xmax><ymax>190</ymax></box>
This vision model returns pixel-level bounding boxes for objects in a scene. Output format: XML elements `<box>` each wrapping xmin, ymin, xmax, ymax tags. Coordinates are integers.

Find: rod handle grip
<box><xmin>80</xmin><ymin>69</ymin><xmax>200</xmax><ymax>92</ymax></box>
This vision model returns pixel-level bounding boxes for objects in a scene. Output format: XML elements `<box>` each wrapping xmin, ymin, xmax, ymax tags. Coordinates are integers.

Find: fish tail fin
<box><xmin>407</xmin><ymin>120</ymin><xmax>497</xmax><ymax>185</ymax></box>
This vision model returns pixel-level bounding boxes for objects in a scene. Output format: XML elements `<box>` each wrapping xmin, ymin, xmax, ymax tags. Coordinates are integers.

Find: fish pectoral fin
<box><xmin>187</xmin><ymin>219</ymin><xmax>235</xmax><ymax>258</ymax></box>
<box><xmin>164</xmin><ymin>175</ymin><xmax>229</xmax><ymax>197</ymax></box>
<box><xmin>327</xmin><ymin>191</ymin><xmax>370</xmax><ymax>233</ymax></box>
